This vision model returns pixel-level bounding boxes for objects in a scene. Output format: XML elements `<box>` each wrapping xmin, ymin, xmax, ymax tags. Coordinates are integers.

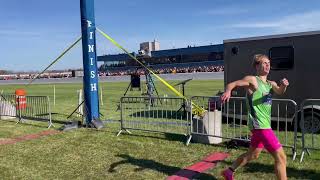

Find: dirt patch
<box><xmin>0</xmin><ymin>130</ymin><xmax>60</xmax><ymax>145</ymax></box>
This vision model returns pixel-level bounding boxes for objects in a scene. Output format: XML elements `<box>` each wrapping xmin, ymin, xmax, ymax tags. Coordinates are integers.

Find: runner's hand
<box><xmin>221</xmin><ymin>91</ymin><xmax>231</xmax><ymax>103</ymax></box>
<box><xmin>280</xmin><ymin>78</ymin><xmax>289</xmax><ymax>87</ymax></box>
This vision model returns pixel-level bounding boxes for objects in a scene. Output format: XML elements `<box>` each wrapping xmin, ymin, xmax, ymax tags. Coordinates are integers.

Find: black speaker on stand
<box><xmin>130</xmin><ymin>74</ymin><xmax>141</xmax><ymax>89</ymax></box>
<box><xmin>123</xmin><ymin>74</ymin><xmax>141</xmax><ymax>97</ymax></box>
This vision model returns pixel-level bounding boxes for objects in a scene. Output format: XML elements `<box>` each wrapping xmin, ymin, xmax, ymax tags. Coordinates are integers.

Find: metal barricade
<box><xmin>117</xmin><ymin>96</ymin><xmax>191</xmax><ymax>139</ymax></box>
<box><xmin>0</xmin><ymin>94</ymin><xmax>16</xmax><ymax>119</ymax></box>
<box><xmin>190</xmin><ymin>96</ymin><xmax>250</xmax><ymax>145</ymax></box>
<box><xmin>0</xmin><ymin>94</ymin><xmax>53</xmax><ymax>128</ymax></box>
<box><xmin>300</xmin><ymin>99</ymin><xmax>320</xmax><ymax>162</ymax></box>
<box><xmin>190</xmin><ymin>96</ymin><xmax>298</xmax><ymax>159</ymax></box>
<box><xmin>271</xmin><ymin>98</ymin><xmax>298</xmax><ymax>159</ymax></box>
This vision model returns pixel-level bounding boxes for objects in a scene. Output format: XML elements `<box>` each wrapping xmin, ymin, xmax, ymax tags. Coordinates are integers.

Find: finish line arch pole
<box><xmin>80</xmin><ymin>0</ymin><xmax>100</xmax><ymax>125</ymax></box>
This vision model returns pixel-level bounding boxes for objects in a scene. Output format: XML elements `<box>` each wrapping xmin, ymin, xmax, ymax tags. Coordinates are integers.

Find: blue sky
<box><xmin>1</xmin><ymin>0</ymin><xmax>320</xmax><ymax>71</ymax></box>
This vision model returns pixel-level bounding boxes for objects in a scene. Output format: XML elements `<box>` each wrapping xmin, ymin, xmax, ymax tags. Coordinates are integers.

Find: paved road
<box><xmin>0</xmin><ymin>72</ymin><xmax>224</xmax><ymax>85</ymax></box>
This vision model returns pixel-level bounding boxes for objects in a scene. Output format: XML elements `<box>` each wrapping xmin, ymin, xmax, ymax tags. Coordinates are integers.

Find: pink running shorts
<box><xmin>250</xmin><ymin>129</ymin><xmax>282</xmax><ymax>152</ymax></box>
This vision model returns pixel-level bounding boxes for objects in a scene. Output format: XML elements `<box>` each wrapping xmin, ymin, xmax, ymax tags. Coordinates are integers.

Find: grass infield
<box><xmin>0</xmin><ymin>79</ymin><xmax>319</xmax><ymax>179</ymax></box>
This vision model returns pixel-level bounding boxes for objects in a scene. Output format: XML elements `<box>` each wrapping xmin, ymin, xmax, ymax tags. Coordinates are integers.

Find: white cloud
<box><xmin>229</xmin><ymin>11</ymin><xmax>320</xmax><ymax>33</ymax></box>
<box><xmin>0</xmin><ymin>27</ymin><xmax>80</xmax><ymax>39</ymax></box>
<box><xmin>199</xmin><ymin>7</ymin><xmax>249</xmax><ymax>16</ymax></box>
<box><xmin>0</xmin><ymin>29</ymin><xmax>41</xmax><ymax>37</ymax></box>
<box><xmin>231</xmin><ymin>22</ymin><xmax>279</xmax><ymax>28</ymax></box>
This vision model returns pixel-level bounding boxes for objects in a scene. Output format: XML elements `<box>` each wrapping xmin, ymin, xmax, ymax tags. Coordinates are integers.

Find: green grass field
<box><xmin>0</xmin><ymin>79</ymin><xmax>319</xmax><ymax>179</ymax></box>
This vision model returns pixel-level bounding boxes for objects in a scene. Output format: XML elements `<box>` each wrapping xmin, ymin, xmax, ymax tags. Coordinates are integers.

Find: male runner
<box><xmin>220</xmin><ymin>54</ymin><xmax>289</xmax><ymax>180</ymax></box>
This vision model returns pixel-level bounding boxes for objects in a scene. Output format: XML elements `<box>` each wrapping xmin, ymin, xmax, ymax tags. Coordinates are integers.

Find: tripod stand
<box><xmin>123</xmin><ymin>73</ymin><xmax>141</xmax><ymax>97</ymax></box>
<box><xmin>175</xmin><ymin>78</ymin><xmax>192</xmax><ymax>116</ymax></box>
<box><xmin>116</xmin><ymin>67</ymin><xmax>161</xmax><ymax>111</ymax></box>
<box><xmin>142</xmin><ymin>70</ymin><xmax>161</xmax><ymax>107</ymax></box>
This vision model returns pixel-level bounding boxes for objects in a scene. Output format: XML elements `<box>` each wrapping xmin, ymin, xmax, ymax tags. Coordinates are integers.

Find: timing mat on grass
<box><xmin>0</xmin><ymin>130</ymin><xmax>60</xmax><ymax>145</ymax></box>
<box><xmin>167</xmin><ymin>152</ymin><xmax>229</xmax><ymax>180</ymax></box>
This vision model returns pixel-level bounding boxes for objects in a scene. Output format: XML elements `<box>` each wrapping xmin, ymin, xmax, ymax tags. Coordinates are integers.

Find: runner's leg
<box><xmin>230</xmin><ymin>146</ymin><xmax>263</xmax><ymax>170</ymax></box>
<box><xmin>271</xmin><ymin>147</ymin><xmax>287</xmax><ymax>180</ymax></box>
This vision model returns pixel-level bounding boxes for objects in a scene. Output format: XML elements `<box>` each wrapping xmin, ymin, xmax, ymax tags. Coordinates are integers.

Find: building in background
<box><xmin>139</xmin><ymin>40</ymin><xmax>160</xmax><ymax>56</ymax></box>
<box><xmin>98</xmin><ymin>41</ymin><xmax>224</xmax><ymax>71</ymax></box>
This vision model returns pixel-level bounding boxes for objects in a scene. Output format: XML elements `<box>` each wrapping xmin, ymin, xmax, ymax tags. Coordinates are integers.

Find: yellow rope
<box><xmin>27</xmin><ymin>36</ymin><xmax>82</xmax><ymax>85</ymax></box>
<box><xmin>96</xmin><ymin>27</ymin><xmax>206</xmax><ymax>116</ymax></box>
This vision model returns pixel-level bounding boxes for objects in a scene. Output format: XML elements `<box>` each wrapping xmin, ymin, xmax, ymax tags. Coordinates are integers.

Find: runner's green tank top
<box><xmin>247</xmin><ymin>76</ymin><xmax>273</xmax><ymax>130</ymax></box>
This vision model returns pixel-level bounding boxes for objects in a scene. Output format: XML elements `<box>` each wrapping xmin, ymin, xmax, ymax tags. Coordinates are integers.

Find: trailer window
<box><xmin>269</xmin><ymin>46</ymin><xmax>294</xmax><ymax>70</ymax></box>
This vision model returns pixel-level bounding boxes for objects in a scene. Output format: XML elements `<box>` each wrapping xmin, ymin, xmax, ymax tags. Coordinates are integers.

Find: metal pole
<box><xmin>53</xmin><ymin>85</ymin><xmax>56</xmax><ymax>106</ymax></box>
<box><xmin>80</xmin><ymin>0</ymin><xmax>100</xmax><ymax>125</ymax></box>
<box><xmin>100</xmin><ymin>86</ymin><xmax>103</xmax><ymax>106</ymax></box>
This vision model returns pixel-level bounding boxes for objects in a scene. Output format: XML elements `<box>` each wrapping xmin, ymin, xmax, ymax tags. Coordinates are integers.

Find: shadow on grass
<box><xmin>1</xmin><ymin>119</ymin><xmax>50</xmax><ymax>129</ymax></box>
<box><xmin>0</xmin><ymin>113</ymin><xmax>75</xmax><ymax>129</ymax></box>
<box><xmin>129</xmin><ymin>110</ymin><xmax>188</xmax><ymax>120</ymax></box>
<box><xmin>243</xmin><ymin>162</ymin><xmax>320</xmax><ymax>179</ymax></box>
<box><xmin>219</xmin><ymin>159</ymin><xmax>320</xmax><ymax>180</ymax></box>
<box><xmin>108</xmin><ymin>154</ymin><xmax>217</xmax><ymax>179</ymax></box>
<box><xmin>23</xmin><ymin>116</ymin><xmax>68</xmax><ymax>125</ymax></box>
<box><xmin>119</xmin><ymin>132</ymin><xmax>188</xmax><ymax>143</ymax></box>
<box><xmin>51</xmin><ymin>112</ymin><xmax>82</xmax><ymax>124</ymax></box>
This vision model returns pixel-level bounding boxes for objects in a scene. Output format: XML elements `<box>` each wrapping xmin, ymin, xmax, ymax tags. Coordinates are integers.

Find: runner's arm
<box><xmin>221</xmin><ymin>76</ymin><xmax>253</xmax><ymax>103</ymax></box>
<box><xmin>270</xmin><ymin>78</ymin><xmax>289</xmax><ymax>95</ymax></box>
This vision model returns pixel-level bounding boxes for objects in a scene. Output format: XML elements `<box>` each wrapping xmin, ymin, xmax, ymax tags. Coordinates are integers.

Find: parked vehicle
<box><xmin>223</xmin><ymin>31</ymin><xmax>320</xmax><ymax>133</ymax></box>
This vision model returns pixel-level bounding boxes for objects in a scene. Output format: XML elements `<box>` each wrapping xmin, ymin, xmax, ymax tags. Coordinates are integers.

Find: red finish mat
<box><xmin>167</xmin><ymin>152</ymin><xmax>229</xmax><ymax>180</ymax></box>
